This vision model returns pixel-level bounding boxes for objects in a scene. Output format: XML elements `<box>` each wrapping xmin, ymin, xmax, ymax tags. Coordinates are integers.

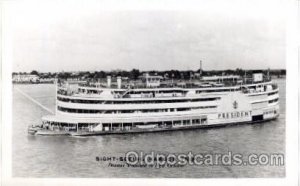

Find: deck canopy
<box><xmin>42</xmin><ymin>113</ymin><xmax>207</xmax><ymax>124</ymax></box>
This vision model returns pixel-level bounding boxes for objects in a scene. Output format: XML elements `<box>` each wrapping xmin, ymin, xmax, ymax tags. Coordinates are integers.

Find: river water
<box><xmin>12</xmin><ymin>79</ymin><xmax>285</xmax><ymax>177</ymax></box>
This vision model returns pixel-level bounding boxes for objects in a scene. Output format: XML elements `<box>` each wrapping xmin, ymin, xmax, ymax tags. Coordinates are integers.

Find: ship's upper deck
<box><xmin>56</xmin><ymin>73</ymin><xmax>278</xmax><ymax>99</ymax></box>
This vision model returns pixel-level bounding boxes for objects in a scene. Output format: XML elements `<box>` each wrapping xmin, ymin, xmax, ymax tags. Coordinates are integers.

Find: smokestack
<box><xmin>117</xmin><ymin>76</ymin><xmax>122</xmax><ymax>89</ymax></box>
<box><xmin>199</xmin><ymin>60</ymin><xmax>202</xmax><ymax>77</ymax></box>
<box><xmin>107</xmin><ymin>76</ymin><xmax>111</xmax><ymax>88</ymax></box>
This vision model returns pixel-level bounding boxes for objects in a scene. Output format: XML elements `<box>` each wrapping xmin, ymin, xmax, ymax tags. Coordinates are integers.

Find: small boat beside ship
<box><xmin>28</xmin><ymin>71</ymin><xmax>280</xmax><ymax>136</ymax></box>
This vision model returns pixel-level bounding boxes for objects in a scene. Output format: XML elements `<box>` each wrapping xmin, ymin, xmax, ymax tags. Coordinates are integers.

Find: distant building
<box><xmin>164</xmin><ymin>73</ymin><xmax>169</xmax><ymax>79</ymax></box>
<box><xmin>141</xmin><ymin>73</ymin><xmax>163</xmax><ymax>88</ymax></box>
<box><xmin>39</xmin><ymin>78</ymin><xmax>55</xmax><ymax>83</ymax></box>
<box><xmin>12</xmin><ymin>74</ymin><xmax>39</xmax><ymax>83</ymax></box>
<box><xmin>194</xmin><ymin>73</ymin><xmax>201</xmax><ymax>78</ymax></box>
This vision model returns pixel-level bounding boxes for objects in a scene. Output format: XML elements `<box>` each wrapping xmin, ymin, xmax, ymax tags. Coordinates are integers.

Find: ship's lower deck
<box><xmin>30</xmin><ymin>116</ymin><xmax>279</xmax><ymax>136</ymax></box>
<box><xmin>29</xmin><ymin>104</ymin><xmax>279</xmax><ymax>136</ymax></box>
<box><xmin>68</xmin><ymin>117</ymin><xmax>279</xmax><ymax>136</ymax></box>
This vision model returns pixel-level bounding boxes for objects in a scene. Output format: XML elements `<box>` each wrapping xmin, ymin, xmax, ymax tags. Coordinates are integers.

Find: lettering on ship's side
<box><xmin>218</xmin><ymin>111</ymin><xmax>252</xmax><ymax>119</ymax></box>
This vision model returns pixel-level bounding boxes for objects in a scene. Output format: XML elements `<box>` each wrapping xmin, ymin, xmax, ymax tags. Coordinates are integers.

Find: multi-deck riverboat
<box><xmin>28</xmin><ymin>72</ymin><xmax>279</xmax><ymax>136</ymax></box>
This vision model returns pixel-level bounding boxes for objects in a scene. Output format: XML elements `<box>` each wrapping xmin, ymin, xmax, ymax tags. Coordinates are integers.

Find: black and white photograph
<box><xmin>1</xmin><ymin>0</ymin><xmax>299</xmax><ymax>185</ymax></box>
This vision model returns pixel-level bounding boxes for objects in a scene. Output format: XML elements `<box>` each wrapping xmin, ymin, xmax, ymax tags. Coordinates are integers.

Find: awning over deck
<box><xmin>42</xmin><ymin>115</ymin><xmax>92</xmax><ymax>124</ymax></box>
<box><xmin>42</xmin><ymin>112</ymin><xmax>207</xmax><ymax>124</ymax></box>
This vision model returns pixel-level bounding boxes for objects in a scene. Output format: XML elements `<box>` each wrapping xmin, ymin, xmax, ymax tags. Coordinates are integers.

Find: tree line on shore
<box><xmin>12</xmin><ymin>68</ymin><xmax>286</xmax><ymax>80</ymax></box>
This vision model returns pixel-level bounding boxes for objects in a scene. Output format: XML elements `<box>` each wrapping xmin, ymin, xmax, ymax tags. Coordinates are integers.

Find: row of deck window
<box><xmin>57</xmin><ymin>96</ymin><xmax>220</xmax><ymax>104</ymax></box>
<box><xmin>268</xmin><ymin>98</ymin><xmax>279</xmax><ymax>104</ymax></box>
<box><xmin>267</xmin><ymin>91</ymin><xmax>278</xmax><ymax>96</ymax></box>
<box><xmin>124</xmin><ymin>90</ymin><xmax>185</xmax><ymax>94</ymax></box>
<box><xmin>100</xmin><ymin>118</ymin><xmax>208</xmax><ymax>131</ymax></box>
<box><xmin>248</xmin><ymin>91</ymin><xmax>278</xmax><ymax>97</ymax></box>
<box><xmin>42</xmin><ymin>117</ymin><xmax>209</xmax><ymax>132</ymax></box>
<box><xmin>195</xmin><ymin>89</ymin><xmax>240</xmax><ymax>93</ymax></box>
<box><xmin>264</xmin><ymin>110</ymin><xmax>277</xmax><ymax>115</ymax></box>
<box><xmin>57</xmin><ymin>106</ymin><xmax>217</xmax><ymax>114</ymax></box>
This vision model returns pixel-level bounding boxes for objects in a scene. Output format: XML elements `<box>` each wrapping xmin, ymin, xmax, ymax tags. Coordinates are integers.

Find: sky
<box><xmin>4</xmin><ymin>0</ymin><xmax>287</xmax><ymax>72</ymax></box>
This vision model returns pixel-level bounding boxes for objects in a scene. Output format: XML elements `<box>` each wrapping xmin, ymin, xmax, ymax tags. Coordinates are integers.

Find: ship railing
<box><xmin>121</xmin><ymin>88</ymin><xmax>132</xmax><ymax>98</ymax></box>
<box><xmin>61</xmin><ymin>77</ymin><xmax>274</xmax><ymax>93</ymax></box>
<box><xmin>242</xmin><ymin>77</ymin><xmax>272</xmax><ymax>85</ymax></box>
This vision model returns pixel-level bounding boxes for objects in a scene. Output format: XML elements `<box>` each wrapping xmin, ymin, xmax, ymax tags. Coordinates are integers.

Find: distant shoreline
<box><xmin>12</xmin><ymin>82</ymin><xmax>55</xmax><ymax>85</ymax></box>
<box><xmin>12</xmin><ymin>76</ymin><xmax>286</xmax><ymax>85</ymax></box>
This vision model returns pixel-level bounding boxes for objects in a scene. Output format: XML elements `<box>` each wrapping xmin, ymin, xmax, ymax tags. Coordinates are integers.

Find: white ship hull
<box><xmin>29</xmin><ymin>79</ymin><xmax>280</xmax><ymax>136</ymax></box>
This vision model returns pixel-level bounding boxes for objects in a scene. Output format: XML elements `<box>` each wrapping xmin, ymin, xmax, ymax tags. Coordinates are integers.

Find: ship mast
<box><xmin>198</xmin><ymin>60</ymin><xmax>203</xmax><ymax>81</ymax></box>
<box><xmin>55</xmin><ymin>78</ymin><xmax>58</xmax><ymax>114</ymax></box>
<box><xmin>267</xmin><ymin>68</ymin><xmax>270</xmax><ymax>80</ymax></box>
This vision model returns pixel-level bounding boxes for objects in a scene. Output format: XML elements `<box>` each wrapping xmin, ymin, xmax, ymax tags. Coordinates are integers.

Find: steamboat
<box><xmin>28</xmin><ymin>71</ymin><xmax>279</xmax><ymax>136</ymax></box>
